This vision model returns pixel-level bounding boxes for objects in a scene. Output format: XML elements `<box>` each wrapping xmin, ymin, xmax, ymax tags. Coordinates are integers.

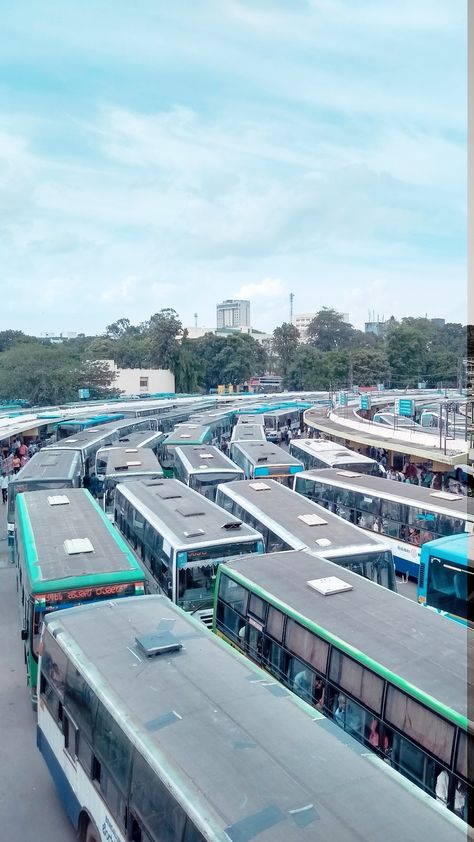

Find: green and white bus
<box><xmin>114</xmin><ymin>479</ymin><xmax>264</xmax><ymax>625</ymax></box>
<box><xmin>173</xmin><ymin>445</ymin><xmax>243</xmax><ymax>501</ymax></box>
<box><xmin>215</xmin><ymin>479</ymin><xmax>396</xmax><ymax>590</ymax></box>
<box><xmin>37</xmin><ymin>595</ymin><xmax>465</xmax><ymax>842</ymax></box>
<box><xmin>15</xmin><ymin>488</ymin><xmax>146</xmax><ymax>707</ymax></box>
<box><xmin>230</xmin><ymin>423</ymin><xmax>267</xmax><ymax>445</ymax></box>
<box><xmin>229</xmin><ymin>440</ymin><xmax>303</xmax><ymax>484</ymax></box>
<box><xmin>214</xmin><ymin>549</ymin><xmax>471</xmax><ymax>824</ymax></box>
<box><xmin>289</xmin><ymin>438</ymin><xmax>381</xmax><ymax>474</ymax></box>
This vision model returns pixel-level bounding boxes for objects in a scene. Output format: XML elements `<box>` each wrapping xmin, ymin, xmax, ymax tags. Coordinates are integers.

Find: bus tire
<box><xmin>85</xmin><ymin>821</ymin><xmax>101</xmax><ymax>842</ymax></box>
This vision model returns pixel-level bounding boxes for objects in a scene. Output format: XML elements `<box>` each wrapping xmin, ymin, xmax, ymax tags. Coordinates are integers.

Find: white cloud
<box><xmin>235</xmin><ymin>278</ymin><xmax>285</xmax><ymax>300</ymax></box>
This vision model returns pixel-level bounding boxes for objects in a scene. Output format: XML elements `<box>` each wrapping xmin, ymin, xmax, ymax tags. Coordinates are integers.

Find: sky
<box><xmin>0</xmin><ymin>0</ymin><xmax>467</xmax><ymax>336</ymax></box>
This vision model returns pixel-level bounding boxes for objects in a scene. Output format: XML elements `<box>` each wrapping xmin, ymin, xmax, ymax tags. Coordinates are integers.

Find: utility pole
<box><xmin>289</xmin><ymin>293</ymin><xmax>294</xmax><ymax>325</ymax></box>
<box><xmin>194</xmin><ymin>313</ymin><xmax>198</xmax><ymax>328</ymax></box>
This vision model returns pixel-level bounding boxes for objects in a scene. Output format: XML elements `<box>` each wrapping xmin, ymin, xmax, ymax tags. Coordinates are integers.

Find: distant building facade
<box><xmin>364</xmin><ymin>320</ymin><xmax>389</xmax><ymax>338</ymax></box>
<box><xmin>295</xmin><ymin>313</ymin><xmax>316</xmax><ymax>342</ymax></box>
<box><xmin>103</xmin><ymin>360</ymin><xmax>175</xmax><ymax>395</ymax></box>
<box><xmin>216</xmin><ymin>299</ymin><xmax>250</xmax><ymax>329</ymax></box>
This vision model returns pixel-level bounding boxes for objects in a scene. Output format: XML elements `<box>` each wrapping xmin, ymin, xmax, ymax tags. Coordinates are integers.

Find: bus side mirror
<box><xmin>21</xmin><ymin>628</ymin><xmax>28</xmax><ymax>641</ymax></box>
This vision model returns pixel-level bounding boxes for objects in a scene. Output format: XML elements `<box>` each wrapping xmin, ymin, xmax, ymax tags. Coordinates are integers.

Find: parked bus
<box><xmin>114</xmin><ymin>479</ymin><xmax>264</xmax><ymax>625</ymax></box>
<box><xmin>187</xmin><ymin>410</ymin><xmax>233</xmax><ymax>442</ymax></box>
<box><xmin>161</xmin><ymin>425</ymin><xmax>214</xmax><ymax>476</ymax></box>
<box><xmin>37</xmin><ymin>598</ymin><xmax>464</xmax><ymax>842</ymax></box>
<box><xmin>15</xmin><ymin>488</ymin><xmax>146</xmax><ymax>706</ymax></box>
<box><xmin>263</xmin><ymin>407</ymin><xmax>301</xmax><ymax>441</ymax></box>
<box><xmin>113</xmin><ymin>428</ymin><xmax>166</xmax><ymax>459</ymax></box>
<box><xmin>418</xmin><ymin>532</ymin><xmax>474</xmax><ymax>626</ymax></box>
<box><xmin>55</xmin><ymin>413</ymin><xmax>126</xmax><ymax>439</ymax></box>
<box><xmin>94</xmin><ymin>446</ymin><xmax>163</xmax><ymax>517</ymax></box>
<box><xmin>289</xmin><ymin>439</ymin><xmax>381</xmax><ymax>474</ymax></box>
<box><xmin>234</xmin><ymin>413</ymin><xmax>265</xmax><ymax>426</ymax></box>
<box><xmin>214</xmin><ymin>549</ymin><xmax>471</xmax><ymax>824</ymax></box>
<box><xmin>173</xmin><ymin>445</ymin><xmax>243</xmax><ymax>501</ymax></box>
<box><xmin>48</xmin><ymin>417</ymin><xmax>156</xmax><ymax>479</ymax></box>
<box><xmin>294</xmin><ymin>469</ymin><xmax>472</xmax><ymax>579</ymax></box>
<box><xmin>230</xmin><ymin>423</ymin><xmax>267</xmax><ymax>445</ymax></box>
<box><xmin>215</xmin><ymin>479</ymin><xmax>396</xmax><ymax>590</ymax></box>
<box><xmin>229</xmin><ymin>440</ymin><xmax>303</xmax><ymax>483</ymax></box>
<box><xmin>7</xmin><ymin>448</ymin><xmax>82</xmax><ymax>551</ymax></box>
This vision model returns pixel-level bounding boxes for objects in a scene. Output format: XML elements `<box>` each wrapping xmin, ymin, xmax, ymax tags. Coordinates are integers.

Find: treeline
<box><xmin>0</xmin><ymin>309</ymin><xmax>470</xmax><ymax>405</ymax></box>
<box><xmin>273</xmin><ymin>309</ymin><xmax>469</xmax><ymax>391</ymax></box>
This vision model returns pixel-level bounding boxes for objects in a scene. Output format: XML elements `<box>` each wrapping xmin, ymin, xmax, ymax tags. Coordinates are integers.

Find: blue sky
<box><xmin>0</xmin><ymin>0</ymin><xmax>467</xmax><ymax>335</ymax></box>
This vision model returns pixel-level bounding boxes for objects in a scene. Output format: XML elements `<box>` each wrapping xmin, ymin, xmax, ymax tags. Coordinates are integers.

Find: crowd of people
<box><xmin>0</xmin><ymin>436</ymin><xmax>43</xmax><ymax>503</ymax></box>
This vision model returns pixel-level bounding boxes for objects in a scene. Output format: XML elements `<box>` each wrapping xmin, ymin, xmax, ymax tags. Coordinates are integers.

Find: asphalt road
<box><xmin>0</xmin><ymin>509</ymin><xmax>76</xmax><ymax>842</ymax></box>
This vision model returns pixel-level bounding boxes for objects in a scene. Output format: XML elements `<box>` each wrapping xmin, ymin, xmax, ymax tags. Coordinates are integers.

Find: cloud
<box><xmin>235</xmin><ymin>278</ymin><xmax>285</xmax><ymax>300</ymax></box>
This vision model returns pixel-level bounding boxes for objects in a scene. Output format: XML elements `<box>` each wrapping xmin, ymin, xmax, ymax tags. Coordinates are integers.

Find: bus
<box><xmin>186</xmin><ymin>410</ymin><xmax>233</xmax><ymax>442</ymax></box>
<box><xmin>229</xmin><ymin>423</ymin><xmax>267</xmax><ymax>445</ymax></box>
<box><xmin>418</xmin><ymin>532</ymin><xmax>474</xmax><ymax>626</ymax></box>
<box><xmin>37</xmin><ymin>596</ymin><xmax>464</xmax><ymax>842</ymax></box>
<box><xmin>7</xmin><ymin>448</ymin><xmax>82</xmax><ymax>550</ymax></box>
<box><xmin>215</xmin><ymin>479</ymin><xmax>396</xmax><ymax>590</ymax></box>
<box><xmin>112</xmin><ymin>429</ymin><xmax>167</xmax><ymax>460</ymax></box>
<box><xmin>214</xmin><ymin>549</ymin><xmax>471</xmax><ymax>824</ymax></box>
<box><xmin>234</xmin><ymin>413</ymin><xmax>265</xmax><ymax>426</ymax></box>
<box><xmin>15</xmin><ymin>488</ymin><xmax>146</xmax><ymax>706</ymax></box>
<box><xmin>173</xmin><ymin>445</ymin><xmax>244</xmax><ymax>501</ymax></box>
<box><xmin>263</xmin><ymin>407</ymin><xmax>301</xmax><ymax>441</ymax></box>
<box><xmin>229</xmin><ymin>440</ymin><xmax>303</xmax><ymax>484</ymax></box>
<box><xmin>48</xmin><ymin>417</ymin><xmax>157</xmax><ymax>480</ymax></box>
<box><xmin>161</xmin><ymin>425</ymin><xmax>214</xmax><ymax>476</ymax></box>
<box><xmin>94</xmin><ymin>446</ymin><xmax>163</xmax><ymax>517</ymax></box>
<box><xmin>288</xmin><ymin>439</ymin><xmax>381</xmax><ymax>475</ymax></box>
<box><xmin>294</xmin><ymin>469</ymin><xmax>473</xmax><ymax>579</ymax></box>
<box><xmin>56</xmin><ymin>413</ymin><xmax>126</xmax><ymax>439</ymax></box>
<box><xmin>114</xmin><ymin>479</ymin><xmax>264</xmax><ymax>624</ymax></box>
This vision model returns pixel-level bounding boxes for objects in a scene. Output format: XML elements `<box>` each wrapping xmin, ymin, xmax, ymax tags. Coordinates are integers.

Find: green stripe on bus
<box><xmin>214</xmin><ymin>566</ymin><xmax>468</xmax><ymax>733</ymax></box>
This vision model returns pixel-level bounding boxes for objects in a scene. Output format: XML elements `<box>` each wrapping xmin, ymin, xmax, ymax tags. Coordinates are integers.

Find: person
<box><xmin>88</xmin><ymin>473</ymin><xmax>103</xmax><ymax>499</ymax></box>
<box><xmin>12</xmin><ymin>454</ymin><xmax>21</xmax><ymax>474</ymax></box>
<box><xmin>293</xmin><ymin>669</ymin><xmax>313</xmax><ymax>704</ymax></box>
<box><xmin>287</xmin><ymin>428</ymin><xmax>293</xmax><ymax>442</ymax></box>
<box><xmin>313</xmin><ymin>677</ymin><xmax>325</xmax><ymax>710</ymax></box>
<box><xmin>387</xmin><ymin>467</ymin><xmax>398</xmax><ymax>481</ymax></box>
<box><xmin>435</xmin><ymin>769</ymin><xmax>449</xmax><ymax>807</ymax></box>
<box><xmin>297</xmin><ymin>428</ymin><xmax>302</xmax><ymax>438</ymax></box>
<box><xmin>334</xmin><ymin>694</ymin><xmax>362</xmax><ymax>736</ymax></box>
<box><xmin>368</xmin><ymin>718</ymin><xmax>390</xmax><ymax>754</ymax></box>
<box><xmin>1</xmin><ymin>473</ymin><xmax>8</xmax><ymax>504</ymax></box>
<box><xmin>221</xmin><ymin>438</ymin><xmax>229</xmax><ymax>456</ymax></box>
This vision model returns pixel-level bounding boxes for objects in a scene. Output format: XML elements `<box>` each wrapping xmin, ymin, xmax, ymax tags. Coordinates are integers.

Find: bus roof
<box><xmin>50</xmin><ymin>418</ymin><xmax>150</xmax><ymax>452</ymax></box>
<box><xmin>217</xmin><ymin>480</ymin><xmax>392</xmax><ymax>556</ymax></box>
<box><xmin>8</xmin><ymin>448</ymin><xmax>81</xmax><ymax>482</ymax></box>
<box><xmin>99</xmin><ymin>446</ymin><xmax>163</xmax><ymax>478</ymax></box>
<box><xmin>290</xmin><ymin>439</ymin><xmax>378</xmax><ymax>468</ymax></box>
<box><xmin>297</xmin><ymin>469</ymin><xmax>474</xmax><ymax>519</ymax></box>
<box><xmin>44</xmin><ymin>595</ymin><xmax>465</xmax><ymax>842</ymax></box>
<box><xmin>174</xmin><ymin>445</ymin><xmax>243</xmax><ymax>475</ymax></box>
<box><xmin>114</xmin><ymin>430</ymin><xmax>166</xmax><ymax>448</ymax></box>
<box><xmin>16</xmin><ymin>488</ymin><xmax>144</xmax><ymax>592</ymax></box>
<box><xmin>164</xmin><ymin>425</ymin><xmax>211</xmax><ymax>446</ymax></box>
<box><xmin>421</xmin><ymin>532</ymin><xmax>474</xmax><ymax>565</ymax></box>
<box><xmin>231</xmin><ymin>441</ymin><xmax>304</xmax><ymax>468</ymax></box>
<box><xmin>230</xmin><ymin>424</ymin><xmax>267</xmax><ymax>443</ymax></box>
<box><xmin>115</xmin><ymin>479</ymin><xmax>263</xmax><ymax>548</ymax></box>
<box><xmin>235</xmin><ymin>413</ymin><xmax>265</xmax><ymax>425</ymax></box>
<box><xmin>222</xmin><ymin>550</ymin><xmax>470</xmax><ymax>725</ymax></box>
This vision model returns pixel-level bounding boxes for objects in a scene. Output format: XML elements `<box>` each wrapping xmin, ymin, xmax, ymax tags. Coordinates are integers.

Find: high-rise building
<box><xmin>216</xmin><ymin>299</ymin><xmax>250</xmax><ymax>329</ymax></box>
<box><xmin>295</xmin><ymin>313</ymin><xmax>316</xmax><ymax>342</ymax></box>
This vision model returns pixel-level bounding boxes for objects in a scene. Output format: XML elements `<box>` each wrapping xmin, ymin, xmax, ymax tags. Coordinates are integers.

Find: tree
<box><xmin>173</xmin><ymin>331</ymin><xmax>202</xmax><ymax>393</ymax></box>
<box><xmin>307</xmin><ymin>308</ymin><xmax>355</xmax><ymax>351</ymax></box>
<box><xmin>387</xmin><ymin>325</ymin><xmax>425</xmax><ymax>387</ymax></box>
<box><xmin>195</xmin><ymin>332</ymin><xmax>267</xmax><ymax>389</ymax></box>
<box><xmin>0</xmin><ymin>330</ymin><xmax>36</xmax><ymax>352</ymax></box>
<box><xmin>284</xmin><ymin>347</ymin><xmax>331</xmax><ymax>390</ymax></box>
<box><xmin>272</xmin><ymin>323</ymin><xmax>300</xmax><ymax>375</ymax></box>
<box><xmin>148</xmin><ymin>309</ymin><xmax>182</xmax><ymax>370</ymax></box>
<box><xmin>0</xmin><ymin>344</ymin><xmax>117</xmax><ymax>405</ymax></box>
<box><xmin>351</xmin><ymin>349</ymin><xmax>391</xmax><ymax>386</ymax></box>
<box><xmin>105</xmin><ymin>318</ymin><xmax>136</xmax><ymax>339</ymax></box>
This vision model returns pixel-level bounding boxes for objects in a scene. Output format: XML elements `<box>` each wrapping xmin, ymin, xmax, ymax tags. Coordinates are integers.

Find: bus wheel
<box><xmin>85</xmin><ymin>821</ymin><xmax>101</xmax><ymax>842</ymax></box>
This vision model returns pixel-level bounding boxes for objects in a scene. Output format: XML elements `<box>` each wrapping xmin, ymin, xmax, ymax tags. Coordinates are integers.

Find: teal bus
<box><xmin>214</xmin><ymin>549</ymin><xmax>472</xmax><ymax>824</ymax></box>
<box><xmin>15</xmin><ymin>488</ymin><xmax>146</xmax><ymax>707</ymax></box>
<box><xmin>56</xmin><ymin>413</ymin><xmax>126</xmax><ymax>439</ymax></box>
<box><xmin>37</xmin><ymin>595</ymin><xmax>465</xmax><ymax>842</ymax></box>
<box><xmin>229</xmin><ymin>440</ymin><xmax>303</xmax><ymax>483</ymax></box>
<box><xmin>418</xmin><ymin>532</ymin><xmax>474</xmax><ymax>626</ymax></box>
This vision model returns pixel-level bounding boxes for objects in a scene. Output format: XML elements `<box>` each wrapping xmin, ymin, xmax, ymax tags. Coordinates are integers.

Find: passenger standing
<box><xmin>12</xmin><ymin>454</ymin><xmax>21</xmax><ymax>473</ymax></box>
<box><xmin>1</xmin><ymin>473</ymin><xmax>8</xmax><ymax>504</ymax></box>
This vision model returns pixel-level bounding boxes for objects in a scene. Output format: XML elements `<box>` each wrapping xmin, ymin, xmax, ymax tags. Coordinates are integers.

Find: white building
<box><xmin>216</xmin><ymin>299</ymin><xmax>250</xmax><ymax>329</ymax></box>
<box><xmin>104</xmin><ymin>360</ymin><xmax>175</xmax><ymax>395</ymax></box>
<box><xmin>295</xmin><ymin>311</ymin><xmax>350</xmax><ymax>342</ymax></box>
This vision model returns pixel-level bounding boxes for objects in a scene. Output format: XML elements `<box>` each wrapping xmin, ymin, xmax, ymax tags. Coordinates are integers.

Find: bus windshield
<box><xmin>177</xmin><ymin>540</ymin><xmax>264</xmax><ymax>610</ymax></box>
<box><xmin>332</xmin><ymin>550</ymin><xmax>396</xmax><ymax>590</ymax></box>
<box><xmin>426</xmin><ymin>559</ymin><xmax>473</xmax><ymax>622</ymax></box>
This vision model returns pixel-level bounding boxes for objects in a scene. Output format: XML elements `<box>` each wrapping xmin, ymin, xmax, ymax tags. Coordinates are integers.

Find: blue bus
<box><xmin>418</xmin><ymin>533</ymin><xmax>473</xmax><ymax>626</ymax></box>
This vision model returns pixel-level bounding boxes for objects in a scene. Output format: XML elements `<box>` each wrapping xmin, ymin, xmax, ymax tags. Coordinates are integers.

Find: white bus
<box><xmin>173</xmin><ymin>445</ymin><xmax>243</xmax><ymax>501</ymax></box>
<box><xmin>289</xmin><ymin>439</ymin><xmax>382</xmax><ymax>474</ymax></box>
<box><xmin>294</xmin><ymin>469</ymin><xmax>473</xmax><ymax>579</ymax></box>
<box><xmin>37</xmin><ymin>595</ymin><xmax>464</xmax><ymax>842</ymax></box>
<box><xmin>229</xmin><ymin>440</ymin><xmax>303</xmax><ymax>484</ymax></box>
<box><xmin>263</xmin><ymin>407</ymin><xmax>301</xmax><ymax>441</ymax></box>
<box><xmin>94</xmin><ymin>446</ymin><xmax>163</xmax><ymax>516</ymax></box>
<box><xmin>114</xmin><ymin>479</ymin><xmax>264</xmax><ymax>624</ymax></box>
<box><xmin>215</xmin><ymin>479</ymin><xmax>396</xmax><ymax>590</ymax></box>
<box><xmin>230</xmin><ymin>423</ymin><xmax>267</xmax><ymax>445</ymax></box>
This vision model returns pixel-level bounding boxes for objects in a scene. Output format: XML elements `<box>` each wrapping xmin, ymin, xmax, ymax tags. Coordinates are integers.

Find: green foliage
<box><xmin>351</xmin><ymin>349</ymin><xmax>391</xmax><ymax>386</ymax></box>
<box><xmin>284</xmin><ymin>347</ymin><xmax>331</xmax><ymax>390</ymax></box>
<box><xmin>148</xmin><ymin>309</ymin><xmax>182</xmax><ymax>370</ymax></box>
<box><xmin>272</xmin><ymin>323</ymin><xmax>300</xmax><ymax>375</ymax></box>
<box><xmin>0</xmin><ymin>330</ymin><xmax>37</xmax><ymax>352</ymax></box>
<box><xmin>0</xmin><ymin>344</ymin><xmax>117</xmax><ymax>405</ymax></box>
<box><xmin>195</xmin><ymin>332</ymin><xmax>267</xmax><ymax>390</ymax></box>
<box><xmin>307</xmin><ymin>308</ymin><xmax>355</xmax><ymax>351</ymax></box>
<box><xmin>387</xmin><ymin>325</ymin><xmax>425</xmax><ymax>387</ymax></box>
<box><xmin>173</xmin><ymin>331</ymin><xmax>202</xmax><ymax>393</ymax></box>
